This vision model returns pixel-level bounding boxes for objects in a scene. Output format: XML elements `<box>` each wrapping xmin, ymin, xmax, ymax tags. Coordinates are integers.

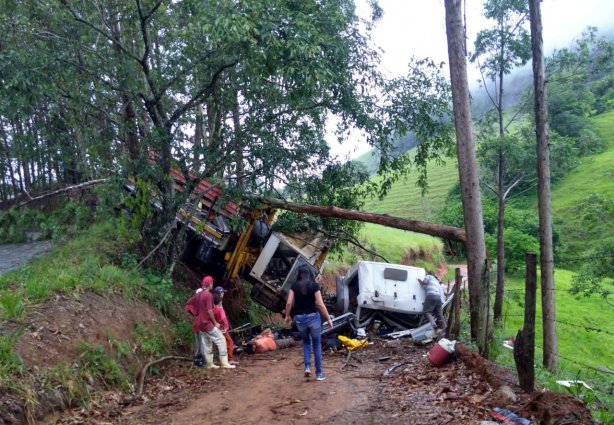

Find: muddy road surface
<box><xmin>48</xmin><ymin>339</ymin><xmax>515</xmax><ymax>425</ymax></box>
<box><xmin>0</xmin><ymin>240</ymin><xmax>52</xmax><ymax>276</ymax></box>
<box><xmin>49</xmin><ymin>335</ymin><xmax>593</xmax><ymax>425</ymax></box>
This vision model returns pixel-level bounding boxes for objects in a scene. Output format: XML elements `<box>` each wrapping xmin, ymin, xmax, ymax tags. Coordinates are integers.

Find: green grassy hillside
<box><xmin>497</xmin><ymin>269</ymin><xmax>614</xmax><ymax>415</ymax></box>
<box><xmin>551</xmin><ymin>111</ymin><xmax>614</xmax><ymax>213</ymax></box>
<box><xmin>352</xmin><ymin>110</ymin><xmax>614</xmax><ymax>419</ymax></box>
<box><xmin>352</xmin><ymin>149</ymin><xmax>380</xmax><ymax>175</ymax></box>
<box><xmin>361</xmin><ymin>156</ymin><xmax>459</xmax><ymax>221</ymax></box>
<box><xmin>551</xmin><ymin>111</ymin><xmax>614</xmax><ymax>258</ymax></box>
<box><xmin>326</xmin><ymin>223</ymin><xmax>445</xmax><ymax>275</ymax></box>
<box><xmin>327</xmin><ymin>151</ymin><xmax>459</xmax><ymax>276</ymax></box>
<box><xmin>356</xmin><ymin>110</ymin><xmax>614</xmax><ymax>259</ymax></box>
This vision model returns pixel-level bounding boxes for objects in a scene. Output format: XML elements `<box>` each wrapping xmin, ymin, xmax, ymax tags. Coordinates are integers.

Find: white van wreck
<box><xmin>334</xmin><ymin>261</ymin><xmax>451</xmax><ymax>331</ymax></box>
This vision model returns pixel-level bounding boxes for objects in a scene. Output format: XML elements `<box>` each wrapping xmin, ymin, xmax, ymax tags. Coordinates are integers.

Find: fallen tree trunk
<box><xmin>255</xmin><ymin>196</ymin><xmax>466</xmax><ymax>244</ymax></box>
<box><xmin>18</xmin><ymin>179</ymin><xmax>466</xmax><ymax>244</ymax></box>
<box><xmin>18</xmin><ymin>178</ymin><xmax>109</xmax><ymax>207</ymax></box>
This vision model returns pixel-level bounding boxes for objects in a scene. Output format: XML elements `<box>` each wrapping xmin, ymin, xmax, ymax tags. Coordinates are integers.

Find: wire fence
<box><xmin>503</xmin><ymin>313</ymin><xmax>614</xmax><ymax>336</ymax></box>
<box><xmin>495</xmin><ymin>317</ymin><xmax>614</xmax><ymax>412</ymax></box>
<box><xmin>496</xmin><ymin>303</ymin><xmax>614</xmax><ymax>411</ymax></box>
<box><xmin>452</xmin><ymin>260</ymin><xmax>614</xmax><ymax>411</ymax></box>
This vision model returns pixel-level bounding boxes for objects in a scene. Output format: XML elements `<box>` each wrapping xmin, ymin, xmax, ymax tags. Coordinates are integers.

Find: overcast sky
<box><xmin>330</xmin><ymin>0</ymin><xmax>614</xmax><ymax>160</ymax></box>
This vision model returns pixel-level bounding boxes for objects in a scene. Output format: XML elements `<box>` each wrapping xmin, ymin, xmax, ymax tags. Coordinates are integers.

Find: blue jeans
<box><xmin>295</xmin><ymin>312</ymin><xmax>323</xmax><ymax>375</ymax></box>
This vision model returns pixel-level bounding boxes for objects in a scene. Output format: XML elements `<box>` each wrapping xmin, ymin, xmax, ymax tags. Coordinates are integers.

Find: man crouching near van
<box><xmin>420</xmin><ymin>272</ymin><xmax>446</xmax><ymax>336</ymax></box>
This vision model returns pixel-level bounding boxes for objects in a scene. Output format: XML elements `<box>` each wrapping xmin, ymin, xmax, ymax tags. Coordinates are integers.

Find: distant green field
<box><xmin>352</xmin><ymin>149</ymin><xmax>379</xmax><ymax>174</ymax></box>
<box><xmin>551</xmin><ymin>111</ymin><xmax>614</xmax><ymax>214</ymax></box>
<box><xmin>551</xmin><ymin>111</ymin><xmax>614</xmax><ymax>259</ymax></box>
<box><xmin>361</xmin><ymin>156</ymin><xmax>459</xmax><ymax>221</ymax></box>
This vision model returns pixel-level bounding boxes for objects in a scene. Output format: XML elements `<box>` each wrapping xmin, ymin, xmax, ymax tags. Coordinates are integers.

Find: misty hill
<box><xmin>352</xmin><ymin>69</ymin><xmax>532</xmax><ymax>175</ymax></box>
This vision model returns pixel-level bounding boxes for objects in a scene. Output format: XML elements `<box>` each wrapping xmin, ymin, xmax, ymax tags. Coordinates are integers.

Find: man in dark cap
<box><xmin>190</xmin><ymin>276</ymin><xmax>235</xmax><ymax>369</ymax></box>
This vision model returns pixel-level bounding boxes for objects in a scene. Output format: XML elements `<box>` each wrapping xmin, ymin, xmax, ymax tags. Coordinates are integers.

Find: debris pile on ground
<box><xmin>1</xmin><ymin>291</ymin><xmax>597</xmax><ymax>424</ymax></box>
<box><xmin>518</xmin><ymin>391</ymin><xmax>595</xmax><ymax>424</ymax></box>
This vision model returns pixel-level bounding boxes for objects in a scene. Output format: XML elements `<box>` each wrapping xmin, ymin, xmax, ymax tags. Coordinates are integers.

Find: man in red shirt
<box><xmin>193</xmin><ymin>276</ymin><xmax>235</xmax><ymax>369</ymax></box>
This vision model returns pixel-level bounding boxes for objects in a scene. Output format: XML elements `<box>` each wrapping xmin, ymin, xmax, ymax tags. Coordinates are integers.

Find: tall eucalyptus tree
<box><xmin>470</xmin><ymin>0</ymin><xmax>531</xmax><ymax>322</ymax></box>
<box><xmin>444</xmin><ymin>0</ymin><xmax>489</xmax><ymax>354</ymax></box>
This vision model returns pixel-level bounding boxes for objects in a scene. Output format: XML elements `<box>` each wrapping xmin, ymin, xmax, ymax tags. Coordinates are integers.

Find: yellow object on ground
<box><xmin>338</xmin><ymin>335</ymin><xmax>369</xmax><ymax>351</ymax></box>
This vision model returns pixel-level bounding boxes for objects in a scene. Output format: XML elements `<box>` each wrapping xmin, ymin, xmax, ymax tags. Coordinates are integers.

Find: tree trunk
<box><xmin>110</xmin><ymin>15</ymin><xmax>141</xmax><ymax>167</ymax></box>
<box><xmin>444</xmin><ymin>0</ymin><xmax>489</xmax><ymax>355</ymax></box>
<box><xmin>232</xmin><ymin>90</ymin><xmax>244</xmax><ymax>188</ymax></box>
<box><xmin>446</xmin><ymin>268</ymin><xmax>463</xmax><ymax>340</ymax></box>
<box><xmin>494</xmin><ymin>153</ymin><xmax>506</xmax><ymax>322</ymax></box>
<box><xmin>194</xmin><ymin>106</ymin><xmax>204</xmax><ymax>171</ymax></box>
<box><xmin>0</xmin><ymin>122</ymin><xmax>18</xmax><ymax>197</ymax></box>
<box><xmin>529</xmin><ymin>0</ymin><xmax>558</xmax><ymax>372</ymax></box>
<box><xmin>514</xmin><ymin>252</ymin><xmax>536</xmax><ymax>392</ymax></box>
<box><xmin>14</xmin><ymin>120</ymin><xmax>31</xmax><ymax>191</ymax></box>
<box><xmin>254</xmin><ymin>195</ymin><xmax>467</xmax><ymax>243</ymax></box>
<box><xmin>18</xmin><ymin>179</ymin><xmax>109</xmax><ymax>207</ymax></box>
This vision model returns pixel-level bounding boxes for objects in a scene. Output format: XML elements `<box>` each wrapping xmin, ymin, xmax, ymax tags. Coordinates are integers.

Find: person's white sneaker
<box><xmin>304</xmin><ymin>367</ymin><xmax>311</xmax><ymax>378</ymax></box>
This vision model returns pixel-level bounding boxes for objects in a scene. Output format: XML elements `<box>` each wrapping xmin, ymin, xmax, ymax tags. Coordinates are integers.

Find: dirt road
<box><xmin>47</xmin><ymin>333</ymin><xmax>595</xmax><ymax>425</ymax></box>
<box><xmin>0</xmin><ymin>240</ymin><xmax>52</xmax><ymax>276</ymax></box>
<box><xmin>51</xmin><ymin>339</ymin><xmax>505</xmax><ymax>425</ymax></box>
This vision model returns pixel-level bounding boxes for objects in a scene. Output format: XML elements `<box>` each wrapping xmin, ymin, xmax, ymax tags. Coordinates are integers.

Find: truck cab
<box><xmin>336</xmin><ymin>261</ymin><xmax>448</xmax><ymax>331</ymax></box>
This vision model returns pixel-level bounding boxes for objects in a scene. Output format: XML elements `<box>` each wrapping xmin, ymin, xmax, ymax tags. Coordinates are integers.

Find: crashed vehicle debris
<box><xmin>172</xmin><ymin>180</ymin><xmax>331</xmax><ymax>313</ymax></box>
<box><xmin>332</xmin><ymin>261</ymin><xmax>453</xmax><ymax>336</ymax></box>
<box><xmin>124</xmin><ymin>162</ymin><xmax>331</xmax><ymax>314</ymax></box>
<box><xmin>125</xmin><ymin>157</ymin><xmax>451</xmax><ymax>336</ymax></box>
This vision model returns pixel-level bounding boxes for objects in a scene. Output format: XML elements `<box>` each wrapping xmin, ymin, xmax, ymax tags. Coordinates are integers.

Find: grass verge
<box><xmin>0</xmin><ymin>219</ymin><xmax>188</xmax><ymax>415</ymax></box>
<box><xmin>493</xmin><ymin>269</ymin><xmax>614</xmax><ymax>418</ymax></box>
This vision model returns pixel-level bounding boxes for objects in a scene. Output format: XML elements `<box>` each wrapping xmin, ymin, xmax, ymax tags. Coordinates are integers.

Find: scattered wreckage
<box><xmin>124</xmin><ymin>168</ymin><xmax>331</xmax><ymax>314</ymax></box>
<box><xmin>325</xmin><ymin>260</ymin><xmax>454</xmax><ymax>341</ymax></box>
<box><xmin>125</xmin><ymin>162</ymin><xmax>453</xmax><ymax>343</ymax></box>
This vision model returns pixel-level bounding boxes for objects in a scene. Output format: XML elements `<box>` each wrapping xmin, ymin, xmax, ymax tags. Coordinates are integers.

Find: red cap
<box><xmin>202</xmin><ymin>276</ymin><xmax>214</xmax><ymax>287</ymax></box>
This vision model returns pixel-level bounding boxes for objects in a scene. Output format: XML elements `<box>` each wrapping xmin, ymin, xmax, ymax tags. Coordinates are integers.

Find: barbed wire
<box><xmin>503</xmin><ymin>313</ymin><xmax>614</xmax><ymax>336</ymax></box>
<box><xmin>498</xmin><ymin>287</ymin><xmax>557</xmax><ymax>292</ymax></box>
<box><xmin>497</xmin><ymin>334</ymin><xmax>614</xmax><ymax>379</ymax></box>
<box><xmin>533</xmin><ymin>343</ymin><xmax>614</xmax><ymax>378</ymax></box>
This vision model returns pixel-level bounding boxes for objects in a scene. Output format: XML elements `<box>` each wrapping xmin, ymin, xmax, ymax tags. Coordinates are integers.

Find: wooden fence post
<box><xmin>514</xmin><ymin>252</ymin><xmax>536</xmax><ymax>392</ymax></box>
<box><xmin>446</xmin><ymin>268</ymin><xmax>462</xmax><ymax>339</ymax></box>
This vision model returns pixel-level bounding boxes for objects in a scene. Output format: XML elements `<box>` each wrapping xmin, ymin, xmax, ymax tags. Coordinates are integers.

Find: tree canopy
<box><xmin>0</xmin><ymin>0</ymin><xmax>454</xmax><ymax>220</ymax></box>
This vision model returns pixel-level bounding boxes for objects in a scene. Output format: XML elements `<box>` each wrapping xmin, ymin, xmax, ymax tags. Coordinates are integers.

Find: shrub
<box><xmin>503</xmin><ymin>228</ymin><xmax>539</xmax><ymax>273</ymax></box>
<box><xmin>0</xmin><ymin>335</ymin><xmax>24</xmax><ymax>386</ymax></box>
<box><xmin>77</xmin><ymin>342</ymin><xmax>130</xmax><ymax>391</ymax></box>
<box><xmin>575</xmin><ymin>128</ymin><xmax>604</xmax><ymax>155</ymax></box>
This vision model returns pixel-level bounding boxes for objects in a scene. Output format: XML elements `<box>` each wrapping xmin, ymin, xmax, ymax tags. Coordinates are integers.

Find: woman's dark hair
<box><xmin>296</xmin><ymin>264</ymin><xmax>316</xmax><ymax>294</ymax></box>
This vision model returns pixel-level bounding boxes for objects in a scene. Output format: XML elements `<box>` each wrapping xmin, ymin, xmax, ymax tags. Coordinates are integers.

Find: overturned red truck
<box><xmin>125</xmin><ymin>167</ymin><xmax>331</xmax><ymax>314</ymax></box>
<box><xmin>126</xmin><ymin>167</ymin><xmax>452</xmax><ymax>334</ymax></box>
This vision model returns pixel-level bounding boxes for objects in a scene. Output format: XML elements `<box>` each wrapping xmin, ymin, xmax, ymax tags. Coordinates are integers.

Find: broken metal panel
<box><xmin>250</xmin><ymin>233</ymin><xmax>282</xmax><ymax>281</ymax></box>
<box><xmin>385</xmin><ymin>323</ymin><xmax>435</xmax><ymax>341</ymax></box>
<box><xmin>249</xmin><ymin>232</ymin><xmax>320</xmax><ymax>297</ymax></box>
<box><xmin>321</xmin><ymin>312</ymin><xmax>355</xmax><ymax>336</ymax></box>
<box><xmin>275</xmin><ymin>232</ymin><xmax>329</xmax><ymax>264</ymax></box>
<box><xmin>249</xmin><ymin>281</ymin><xmax>285</xmax><ymax>312</ymax></box>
